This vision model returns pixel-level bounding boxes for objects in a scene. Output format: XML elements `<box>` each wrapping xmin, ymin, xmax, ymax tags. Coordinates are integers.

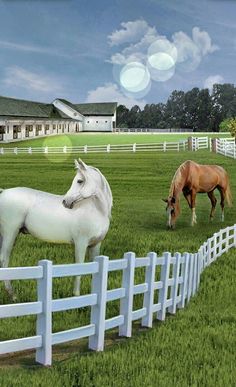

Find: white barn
<box><xmin>0</xmin><ymin>96</ymin><xmax>117</xmax><ymax>142</ymax></box>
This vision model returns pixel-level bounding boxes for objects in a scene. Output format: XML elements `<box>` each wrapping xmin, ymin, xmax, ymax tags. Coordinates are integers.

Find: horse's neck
<box><xmin>95</xmin><ymin>169</ymin><xmax>113</xmax><ymax>218</ymax></box>
<box><xmin>92</xmin><ymin>187</ymin><xmax>111</xmax><ymax>218</ymax></box>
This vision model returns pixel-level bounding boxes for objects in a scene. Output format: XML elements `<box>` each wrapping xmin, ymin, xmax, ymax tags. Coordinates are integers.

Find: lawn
<box><xmin>0</xmin><ymin>148</ymin><xmax>235</xmax><ymax>386</ymax></box>
<box><xmin>0</xmin><ymin>131</ymin><xmax>231</xmax><ymax>148</ymax></box>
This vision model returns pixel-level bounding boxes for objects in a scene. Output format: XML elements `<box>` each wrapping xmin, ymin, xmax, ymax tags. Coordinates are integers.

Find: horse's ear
<box><xmin>74</xmin><ymin>159</ymin><xmax>80</xmax><ymax>169</ymax></box>
<box><xmin>162</xmin><ymin>199</ymin><xmax>168</xmax><ymax>203</ymax></box>
<box><xmin>74</xmin><ymin>159</ymin><xmax>87</xmax><ymax>170</ymax></box>
<box><xmin>78</xmin><ymin>158</ymin><xmax>87</xmax><ymax>170</ymax></box>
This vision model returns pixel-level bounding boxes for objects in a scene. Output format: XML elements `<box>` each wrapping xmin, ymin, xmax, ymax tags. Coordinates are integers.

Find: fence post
<box><xmin>213</xmin><ymin>233</ymin><xmax>217</xmax><ymax>260</ymax></box>
<box><xmin>63</xmin><ymin>146</ymin><xmax>67</xmax><ymax>154</ymax></box>
<box><xmin>28</xmin><ymin>147</ymin><xmax>32</xmax><ymax>154</ymax></box>
<box><xmin>163</xmin><ymin>141</ymin><xmax>166</xmax><ymax>152</ymax></box>
<box><xmin>207</xmin><ymin>238</ymin><xmax>212</xmax><ymax>266</ymax></box>
<box><xmin>197</xmin><ymin>250</ymin><xmax>202</xmax><ymax>289</ymax></box>
<box><xmin>84</xmin><ymin>145</ymin><xmax>87</xmax><ymax>154</ymax></box>
<box><xmin>157</xmin><ymin>252</ymin><xmax>171</xmax><ymax>321</ymax></box>
<box><xmin>225</xmin><ymin>227</ymin><xmax>229</xmax><ymax>252</ymax></box>
<box><xmin>179</xmin><ymin>252</ymin><xmax>189</xmax><ymax>309</ymax></box>
<box><xmin>107</xmin><ymin>144</ymin><xmax>110</xmax><ymax>153</ymax></box>
<box><xmin>0</xmin><ymin>148</ymin><xmax>4</xmax><ymax>155</ymax></box>
<box><xmin>119</xmin><ymin>252</ymin><xmax>135</xmax><ymax>337</ymax></box>
<box><xmin>188</xmin><ymin>137</ymin><xmax>193</xmax><ymax>151</ymax></box>
<box><xmin>234</xmin><ymin>224</ymin><xmax>236</xmax><ymax>247</ymax></box>
<box><xmin>168</xmin><ymin>252</ymin><xmax>181</xmax><ymax>314</ymax></box>
<box><xmin>36</xmin><ymin>259</ymin><xmax>53</xmax><ymax>366</ymax></box>
<box><xmin>192</xmin><ymin>253</ymin><xmax>198</xmax><ymax>296</ymax></box>
<box><xmin>14</xmin><ymin>147</ymin><xmax>18</xmax><ymax>155</ymax></box>
<box><xmin>141</xmin><ymin>252</ymin><xmax>156</xmax><ymax>328</ymax></box>
<box><xmin>44</xmin><ymin>147</ymin><xmax>48</xmax><ymax>154</ymax></box>
<box><xmin>211</xmin><ymin>138</ymin><xmax>217</xmax><ymax>153</ymax></box>
<box><xmin>89</xmin><ymin>255</ymin><xmax>109</xmax><ymax>351</ymax></box>
<box><xmin>187</xmin><ymin>254</ymin><xmax>194</xmax><ymax>302</ymax></box>
<box><xmin>133</xmin><ymin>143</ymin><xmax>136</xmax><ymax>153</ymax></box>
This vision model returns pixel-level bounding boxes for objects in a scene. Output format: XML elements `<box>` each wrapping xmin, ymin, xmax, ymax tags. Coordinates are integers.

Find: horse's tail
<box><xmin>225</xmin><ymin>177</ymin><xmax>232</xmax><ymax>207</ymax></box>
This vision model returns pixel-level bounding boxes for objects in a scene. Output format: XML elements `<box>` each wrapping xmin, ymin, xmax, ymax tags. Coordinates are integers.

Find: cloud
<box><xmin>192</xmin><ymin>27</ymin><xmax>219</xmax><ymax>55</ymax></box>
<box><xmin>204</xmin><ymin>75</ymin><xmax>224</xmax><ymax>91</ymax></box>
<box><xmin>0</xmin><ymin>40</ymin><xmax>70</xmax><ymax>58</ymax></box>
<box><xmin>108</xmin><ymin>20</ymin><xmax>154</xmax><ymax>47</ymax></box>
<box><xmin>85</xmin><ymin>82</ymin><xmax>147</xmax><ymax>109</ymax></box>
<box><xmin>108</xmin><ymin>20</ymin><xmax>218</xmax><ymax>72</ymax></box>
<box><xmin>3</xmin><ymin>66</ymin><xmax>62</xmax><ymax>93</ymax></box>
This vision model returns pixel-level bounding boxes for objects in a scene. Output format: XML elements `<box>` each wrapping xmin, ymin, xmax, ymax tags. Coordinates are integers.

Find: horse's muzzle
<box><xmin>62</xmin><ymin>199</ymin><xmax>74</xmax><ymax>209</ymax></box>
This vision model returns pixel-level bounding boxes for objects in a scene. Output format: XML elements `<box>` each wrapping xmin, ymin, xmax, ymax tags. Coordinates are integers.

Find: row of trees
<box><xmin>117</xmin><ymin>84</ymin><xmax>236</xmax><ymax>131</ymax></box>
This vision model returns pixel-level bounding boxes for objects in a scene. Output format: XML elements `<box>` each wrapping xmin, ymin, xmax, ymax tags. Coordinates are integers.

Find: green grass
<box><xmin>0</xmin><ymin>148</ymin><xmax>235</xmax><ymax>386</ymax></box>
<box><xmin>0</xmin><ymin>131</ymin><xmax>230</xmax><ymax>148</ymax></box>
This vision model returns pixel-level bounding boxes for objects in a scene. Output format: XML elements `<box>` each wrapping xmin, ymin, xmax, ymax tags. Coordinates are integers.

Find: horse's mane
<box><xmin>90</xmin><ymin>166</ymin><xmax>113</xmax><ymax>218</ymax></box>
<box><xmin>169</xmin><ymin>161</ymin><xmax>189</xmax><ymax>197</ymax></box>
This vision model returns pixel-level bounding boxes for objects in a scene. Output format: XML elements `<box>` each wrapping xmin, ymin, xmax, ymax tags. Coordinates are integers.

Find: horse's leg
<box><xmin>190</xmin><ymin>190</ymin><xmax>197</xmax><ymax>226</ymax></box>
<box><xmin>0</xmin><ymin>230</ymin><xmax>19</xmax><ymax>298</ymax></box>
<box><xmin>207</xmin><ymin>191</ymin><xmax>217</xmax><ymax>221</ymax></box>
<box><xmin>73</xmin><ymin>240</ymin><xmax>88</xmax><ymax>296</ymax></box>
<box><xmin>183</xmin><ymin>192</ymin><xmax>192</xmax><ymax>208</ymax></box>
<box><xmin>218</xmin><ymin>188</ymin><xmax>225</xmax><ymax>221</ymax></box>
<box><xmin>88</xmin><ymin>242</ymin><xmax>101</xmax><ymax>262</ymax></box>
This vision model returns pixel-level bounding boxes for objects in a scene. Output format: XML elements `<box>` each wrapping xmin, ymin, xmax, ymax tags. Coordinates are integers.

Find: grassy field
<box><xmin>0</xmin><ymin>131</ymin><xmax>230</xmax><ymax>148</ymax></box>
<box><xmin>0</xmin><ymin>146</ymin><xmax>235</xmax><ymax>386</ymax></box>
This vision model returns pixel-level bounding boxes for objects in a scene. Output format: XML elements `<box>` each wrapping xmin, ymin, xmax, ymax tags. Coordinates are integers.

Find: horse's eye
<box><xmin>77</xmin><ymin>179</ymin><xmax>83</xmax><ymax>184</ymax></box>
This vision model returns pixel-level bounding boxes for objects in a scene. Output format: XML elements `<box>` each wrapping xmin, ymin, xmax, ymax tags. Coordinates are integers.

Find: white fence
<box><xmin>0</xmin><ymin>141</ymin><xmax>188</xmax><ymax>155</ymax></box>
<box><xmin>192</xmin><ymin>136</ymin><xmax>209</xmax><ymax>151</ymax></box>
<box><xmin>215</xmin><ymin>137</ymin><xmax>236</xmax><ymax>159</ymax></box>
<box><xmin>0</xmin><ymin>224</ymin><xmax>235</xmax><ymax>366</ymax></box>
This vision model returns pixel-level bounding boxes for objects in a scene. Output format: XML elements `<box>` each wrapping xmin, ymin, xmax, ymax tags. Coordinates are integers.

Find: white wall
<box><xmin>83</xmin><ymin>116</ymin><xmax>113</xmax><ymax>132</ymax></box>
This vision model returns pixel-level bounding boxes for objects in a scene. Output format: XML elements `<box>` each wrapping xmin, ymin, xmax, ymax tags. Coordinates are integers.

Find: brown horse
<box><xmin>163</xmin><ymin>160</ymin><xmax>232</xmax><ymax>229</ymax></box>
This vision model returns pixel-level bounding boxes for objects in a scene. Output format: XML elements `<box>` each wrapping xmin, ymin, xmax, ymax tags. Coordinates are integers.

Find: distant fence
<box><xmin>115</xmin><ymin>128</ymin><xmax>193</xmax><ymax>133</ymax></box>
<box><xmin>214</xmin><ymin>137</ymin><xmax>236</xmax><ymax>159</ymax></box>
<box><xmin>0</xmin><ymin>141</ymin><xmax>188</xmax><ymax>155</ymax></box>
<box><xmin>0</xmin><ymin>224</ymin><xmax>235</xmax><ymax>366</ymax></box>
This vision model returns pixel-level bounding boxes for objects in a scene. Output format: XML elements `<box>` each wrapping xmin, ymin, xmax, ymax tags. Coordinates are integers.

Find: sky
<box><xmin>0</xmin><ymin>0</ymin><xmax>235</xmax><ymax>108</ymax></box>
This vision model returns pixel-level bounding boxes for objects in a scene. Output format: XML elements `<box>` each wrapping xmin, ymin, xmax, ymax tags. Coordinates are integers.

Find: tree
<box><xmin>116</xmin><ymin>105</ymin><xmax>129</xmax><ymax>128</ymax></box>
<box><xmin>211</xmin><ymin>84</ymin><xmax>236</xmax><ymax>130</ymax></box>
<box><xmin>164</xmin><ymin>90</ymin><xmax>185</xmax><ymax>128</ymax></box>
<box><xmin>219</xmin><ymin>118</ymin><xmax>231</xmax><ymax>132</ymax></box>
<box><xmin>227</xmin><ymin>118</ymin><xmax>236</xmax><ymax>138</ymax></box>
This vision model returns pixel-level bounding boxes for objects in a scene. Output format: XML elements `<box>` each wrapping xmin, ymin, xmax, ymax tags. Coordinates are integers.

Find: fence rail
<box><xmin>0</xmin><ymin>224</ymin><xmax>235</xmax><ymax>365</ymax></box>
<box><xmin>215</xmin><ymin>137</ymin><xmax>236</xmax><ymax>159</ymax></box>
<box><xmin>192</xmin><ymin>136</ymin><xmax>209</xmax><ymax>151</ymax></box>
<box><xmin>0</xmin><ymin>141</ymin><xmax>188</xmax><ymax>155</ymax></box>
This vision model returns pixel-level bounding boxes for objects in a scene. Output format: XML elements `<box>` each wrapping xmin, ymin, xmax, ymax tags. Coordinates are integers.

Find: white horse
<box><xmin>0</xmin><ymin>159</ymin><xmax>112</xmax><ymax>297</ymax></box>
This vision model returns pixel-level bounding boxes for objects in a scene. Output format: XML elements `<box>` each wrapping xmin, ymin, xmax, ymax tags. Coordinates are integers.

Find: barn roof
<box><xmin>56</xmin><ymin>99</ymin><xmax>117</xmax><ymax>116</ymax></box>
<box><xmin>0</xmin><ymin>95</ymin><xmax>68</xmax><ymax>119</ymax></box>
<box><xmin>0</xmin><ymin>96</ymin><xmax>117</xmax><ymax>119</ymax></box>
<box><xmin>75</xmin><ymin>102</ymin><xmax>117</xmax><ymax>116</ymax></box>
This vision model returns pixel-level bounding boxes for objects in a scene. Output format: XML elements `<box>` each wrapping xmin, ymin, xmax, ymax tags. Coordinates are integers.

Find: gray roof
<box><xmin>75</xmin><ymin>102</ymin><xmax>117</xmax><ymax>116</ymax></box>
<box><xmin>0</xmin><ymin>96</ymin><xmax>117</xmax><ymax>120</ymax></box>
<box><xmin>56</xmin><ymin>99</ymin><xmax>117</xmax><ymax>116</ymax></box>
<box><xmin>0</xmin><ymin>96</ymin><xmax>67</xmax><ymax>119</ymax></box>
